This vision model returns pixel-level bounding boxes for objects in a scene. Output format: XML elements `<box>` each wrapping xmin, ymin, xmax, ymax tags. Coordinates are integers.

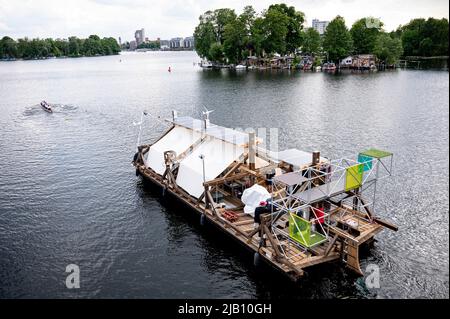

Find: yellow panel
<box><xmin>345</xmin><ymin>164</ymin><xmax>363</xmax><ymax>191</ymax></box>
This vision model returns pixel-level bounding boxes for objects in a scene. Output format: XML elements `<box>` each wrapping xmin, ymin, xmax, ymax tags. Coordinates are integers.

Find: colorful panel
<box><xmin>358</xmin><ymin>154</ymin><xmax>373</xmax><ymax>172</ymax></box>
<box><xmin>289</xmin><ymin>214</ymin><xmax>310</xmax><ymax>247</ymax></box>
<box><xmin>345</xmin><ymin>164</ymin><xmax>363</xmax><ymax>191</ymax></box>
<box><xmin>289</xmin><ymin>213</ymin><xmax>327</xmax><ymax>247</ymax></box>
<box><xmin>360</xmin><ymin>148</ymin><xmax>393</xmax><ymax>159</ymax></box>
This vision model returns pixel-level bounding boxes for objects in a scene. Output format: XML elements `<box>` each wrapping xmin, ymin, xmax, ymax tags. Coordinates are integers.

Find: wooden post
<box><xmin>312</xmin><ymin>151</ymin><xmax>320</xmax><ymax>165</ymax></box>
<box><xmin>248</xmin><ymin>132</ymin><xmax>256</xmax><ymax>171</ymax></box>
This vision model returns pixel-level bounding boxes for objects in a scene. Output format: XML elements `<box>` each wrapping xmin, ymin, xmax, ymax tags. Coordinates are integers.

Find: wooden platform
<box><xmin>133</xmin><ymin>159</ymin><xmax>389</xmax><ymax>281</ymax></box>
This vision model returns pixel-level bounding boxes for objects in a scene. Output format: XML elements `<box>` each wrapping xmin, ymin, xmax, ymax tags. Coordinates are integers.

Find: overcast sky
<box><xmin>0</xmin><ymin>0</ymin><xmax>448</xmax><ymax>41</ymax></box>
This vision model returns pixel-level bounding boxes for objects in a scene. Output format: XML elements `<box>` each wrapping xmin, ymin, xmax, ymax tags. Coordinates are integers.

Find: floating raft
<box><xmin>132</xmin><ymin>114</ymin><xmax>397</xmax><ymax>281</ymax></box>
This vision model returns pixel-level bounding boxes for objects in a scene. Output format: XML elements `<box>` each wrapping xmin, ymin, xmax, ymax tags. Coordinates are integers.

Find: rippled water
<box><xmin>0</xmin><ymin>52</ymin><xmax>448</xmax><ymax>299</ymax></box>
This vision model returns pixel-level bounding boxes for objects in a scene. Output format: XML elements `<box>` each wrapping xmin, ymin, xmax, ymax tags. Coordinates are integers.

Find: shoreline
<box><xmin>0</xmin><ymin>53</ymin><xmax>120</xmax><ymax>62</ymax></box>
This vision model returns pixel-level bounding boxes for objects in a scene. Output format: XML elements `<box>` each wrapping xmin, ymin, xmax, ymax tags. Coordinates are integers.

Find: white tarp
<box><xmin>145</xmin><ymin>126</ymin><xmax>202</xmax><ymax>175</ymax></box>
<box><xmin>176</xmin><ymin>138</ymin><xmax>244</xmax><ymax>198</ymax></box>
<box><xmin>241</xmin><ymin>184</ymin><xmax>271</xmax><ymax>217</ymax></box>
<box><xmin>268</xmin><ymin>149</ymin><xmax>326</xmax><ymax>169</ymax></box>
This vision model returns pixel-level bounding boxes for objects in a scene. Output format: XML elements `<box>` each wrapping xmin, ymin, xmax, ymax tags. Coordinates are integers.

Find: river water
<box><xmin>0</xmin><ymin>51</ymin><xmax>448</xmax><ymax>299</ymax></box>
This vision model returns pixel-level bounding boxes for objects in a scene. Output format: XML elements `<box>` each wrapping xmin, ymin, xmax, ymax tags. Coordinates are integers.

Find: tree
<box><xmin>68</xmin><ymin>37</ymin><xmax>80</xmax><ymax>56</ymax></box>
<box><xmin>420</xmin><ymin>18</ymin><xmax>448</xmax><ymax>56</ymax></box>
<box><xmin>223</xmin><ymin>18</ymin><xmax>246</xmax><ymax>64</ymax></box>
<box><xmin>213</xmin><ymin>8</ymin><xmax>237</xmax><ymax>44</ymax></box>
<box><xmin>137</xmin><ymin>41</ymin><xmax>160</xmax><ymax>50</ymax></box>
<box><xmin>400</xmin><ymin>18</ymin><xmax>448</xmax><ymax>56</ymax></box>
<box><xmin>302</xmin><ymin>28</ymin><xmax>321</xmax><ymax>56</ymax></box>
<box><xmin>102</xmin><ymin>37</ymin><xmax>121</xmax><ymax>55</ymax></box>
<box><xmin>374</xmin><ymin>33</ymin><xmax>403</xmax><ymax>65</ymax></box>
<box><xmin>208</xmin><ymin>42</ymin><xmax>224</xmax><ymax>63</ymax></box>
<box><xmin>400</xmin><ymin>18</ymin><xmax>426</xmax><ymax>56</ymax></box>
<box><xmin>0</xmin><ymin>36</ymin><xmax>18</xmax><ymax>59</ymax></box>
<box><xmin>249</xmin><ymin>17</ymin><xmax>265</xmax><ymax>57</ymax></box>
<box><xmin>83</xmin><ymin>35</ymin><xmax>103</xmax><ymax>56</ymax></box>
<box><xmin>238</xmin><ymin>5</ymin><xmax>256</xmax><ymax>56</ymax></box>
<box><xmin>194</xmin><ymin>11</ymin><xmax>217</xmax><ymax>60</ymax></box>
<box><xmin>323</xmin><ymin>16</ymin><xmax>353</xmax><ymax>63</ymax></box>
<box><xmin>0</xmin><ymin>35</ymin><xmax>119</xmax><ymax>59</ymax></box>
<box><xmin>350</xmin><ymin>17</ymin><xmax>383</xmax><ymax>54</ymax></box>
<box><xmin>261</xmin><ymin>8</ymin><xmax>289</xmax><ymax>55</ymax></box>
<box><xmin>267</xmin><ymin>4</ymin><xmax>305</xmax><ymax>54</ymax></box>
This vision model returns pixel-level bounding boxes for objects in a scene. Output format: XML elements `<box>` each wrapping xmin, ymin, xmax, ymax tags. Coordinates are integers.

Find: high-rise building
<box><xmin>312</xmin><ymin>19</ymin><xmax>329</xmax><ymax>35</ymax></box>
<box><xmin>183</xmin><ymin>36</ymin><xmax>195</xmax><ymax>49</ymax></box>
<box><xmin>135</xmin><ymin>29</ymin><xmax>145</xmax><ymax>46</ymax></box>
<box><xmin>169</xmin><ymin>37</ymin><xmax>183</xmax><ymax>49</ymax></box>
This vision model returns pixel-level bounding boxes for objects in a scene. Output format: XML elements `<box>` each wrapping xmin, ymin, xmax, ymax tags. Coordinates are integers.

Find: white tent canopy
<box><xmin>176</xmin><ymin>138</ymin><xmax>244</xmax><ymax>198</ymax></box>
<box><xmin>145</xmin><ymin>126</ymin><xmax>202</xmax><ymax>175</ymax></box>
<box><xmin>267</xmin><ymin>149</ymin><xmax>327</xmax><ymax>170</ymax></box>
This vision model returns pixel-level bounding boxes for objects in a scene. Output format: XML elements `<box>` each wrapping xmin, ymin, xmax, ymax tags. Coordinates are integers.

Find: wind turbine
<box><xmin>134</xmin><ymin>110</ymin><xmax>148</xmax><ymax>150</ymax></box>
<box><xmin>202</xmin><ymin>106</ymin><xmax>214</xmax><ymax>129</ymax></box>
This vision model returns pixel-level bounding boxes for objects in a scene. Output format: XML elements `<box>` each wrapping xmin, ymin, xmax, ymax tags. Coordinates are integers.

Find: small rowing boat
<box><xmin>40</xmin><ymin>101</ymin><xmax>52</xmax><ymax>113</ymax></box>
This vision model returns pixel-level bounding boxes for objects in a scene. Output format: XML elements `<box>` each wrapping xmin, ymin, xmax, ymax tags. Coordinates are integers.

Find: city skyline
<box><xmin>0</xmin><ymin>0</ymin><xmax>448</xmax><ymax>40</ymax></box>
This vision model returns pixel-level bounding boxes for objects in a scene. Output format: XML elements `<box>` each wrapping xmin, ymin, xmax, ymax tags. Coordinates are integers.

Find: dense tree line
<box><xmin>395</xmin><ymin>18</ymin><xmax>449</xmax><ymax>57</ymax></box>
<box><xmin>0</xmin><ymin>35</ymin><xmax>120</xmax><ymax>60</ymax></box>
<box><xmin>194</xmin><ymin>4</ymin><xmax>448</xmax><ymax>66</ymax></box>
<box><xmin>194</xmin><ymin>4</ymin><xmax>305</xmax><ymax>64</ymax></box>
<box><xmin>137</xmin><ymin>41</ymin><xmax>161</xmax><ymax>50</ymax></box>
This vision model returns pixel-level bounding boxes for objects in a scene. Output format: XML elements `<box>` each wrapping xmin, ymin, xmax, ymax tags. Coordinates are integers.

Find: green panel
<box><xmin>345</xmin><ymin>164</ymin><xmax>363</xmax><ymax>191</ymax></box>
<box><xmin>358</xmin><ymin>154</ymin><xmax>373</xmax><ymax>172</ymax></box>
<box><xmin>289</xmin><ymin>214</ymin><xmax>310</xmax><ymax>247</ymax></box>
<box><xmin>289</xmin><ymin>214</ymin><xmax>327</xmax><ymax>248</ymax></box>
<box><xmin>360</xmin><ymin>148</ymin><xmax>393</xmax><ymax>159</ymax></box>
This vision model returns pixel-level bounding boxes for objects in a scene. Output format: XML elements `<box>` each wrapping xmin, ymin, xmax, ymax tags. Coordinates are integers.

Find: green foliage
<box><xmin>208</xmin><ymin>42</ymin><xmax>224</xmax><ymax>63</ymax></box>
<box><xmin>194</xmin><ymin>3</ymin><xmax>305</xmax><ymax>63</ymax></box>
<box><xmin>260</xmin><ymin>8</ymin><xmax>289</xmax><ymax>55</ymax></box>
<box><xmin>399</xmin><ymin>18</ymin><xmax>448</xmax><ymax>56</ymax></box>
<box><xmin>267</xmin><ymin>4</ymin><xmax>305</xmax><ymax>54</ymax></box>
<box><xmin>323</xmin><ymin>16</ymin><xmax>353</xmax><ymax>62</ymax></box>
<box><xmin>374</xmin><ymin>33</ymin><xmax>403</xmax><ymax>65</ymax></box>
<box><xmin>214</xmin><ymin>8</ymin><xmax>237</xmax><ymax>43</ymax></box>
<box><xmin>137</xmin><ymin>41</ymin><xmax>161</xmax><ymax>50</ymax></box>
<box><xmin>0</xmin><ymin>35</ymin><xmax>120</xmax><ymax>60</ymax></box>
<box><xmin>302</xmin><ymin>28</ymin><xmax>321</xmax><ymax>56</ymax></box>
<box><xmin>350</xmin><ymin>17</ymin><xmax>383</xmax><ymax>54</ymax></box>
<box><xmin>223</xmin><ymin>18</ymin><xmax>246</xmax><ymax>64</ymax></box>
<box><xmin>0</xmin><ymin>36</ymin><xmax>18</xmax><ymax>59</ymax></box>
<box><xmin>194</xmin><ymin>11</ymin><xmax>217</xmax><ymax>60</ymax></box>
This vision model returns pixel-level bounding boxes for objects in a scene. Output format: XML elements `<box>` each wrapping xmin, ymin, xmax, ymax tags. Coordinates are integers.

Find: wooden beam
<box><xmin>233</xmin><ymin>219</ymin><xmax>254</xmax><ymax>226</ymax></box>
<box><xmin>176</xmin><ymin>136</ymin><xmax>207</xmax><ymax>162</ymax></box>
<box><xmin>239</xmin><ymin>165</ymin><xmax>261</xmax><ymax>177</ymax></box>
<box><xmin>324</xmin><ymin>234</ymin><xmax>339</xmax><ymax>256</ymax></box>
<box><xmin>295</xmin><ymin>252</ymin><xmax>340</xmax><ymax>268</ymax></box>
<box><xmin>222</xmin><ymin>161</ymin><xmax>243</xmax><ymax>179</ymax></box>
<box><xmin>373</xmin><ymin>217</ymin><xmax>398</xmax><ymax>231</ymax></box>
<box><xmin>204</xmin><ymin>172</ymin><xmax>250</xmax><ymax>187</ymax></box>
<box><xmin>262</xmin><ymin>224</ymin><xmax>282</xmax><ymax>259</ymax></box>
<box><xmin>327</xmin><ymin>226</ymin><xmax>359</xmax><ymax>243</ymax></box>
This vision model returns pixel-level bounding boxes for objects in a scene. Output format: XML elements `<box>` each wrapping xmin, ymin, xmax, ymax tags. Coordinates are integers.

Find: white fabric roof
<box><xmin>267</xmin><ymin>149</ymin><xmax>326</xmax><ymax>169</ymax></box>
<box><xmin>169</xmin><ymin>116</ymin><xmax>259</xmax><ymax>146</ymax></box>
<box><xmin>176</xmin><ymin>138</ymin><xmax>244</xmax><ymax>198</ymax></box>
<box><xmin>145</xmin><ymin>126</ymin><xmax>202</xmax><ymax>175</ymax></box>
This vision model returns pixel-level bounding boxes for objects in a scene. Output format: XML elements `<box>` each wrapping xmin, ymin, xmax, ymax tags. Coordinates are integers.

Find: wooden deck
<box><xmin>133</xmin><ymin>157</ymin><xmax>390</xmax><ymax>280</ymax></box>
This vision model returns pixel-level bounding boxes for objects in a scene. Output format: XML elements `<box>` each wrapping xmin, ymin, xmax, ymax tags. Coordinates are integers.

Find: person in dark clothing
<box><xmin>254</xmin><ymin>199</ymin><xmax>273</xmax><ymax>224</ymax></box>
